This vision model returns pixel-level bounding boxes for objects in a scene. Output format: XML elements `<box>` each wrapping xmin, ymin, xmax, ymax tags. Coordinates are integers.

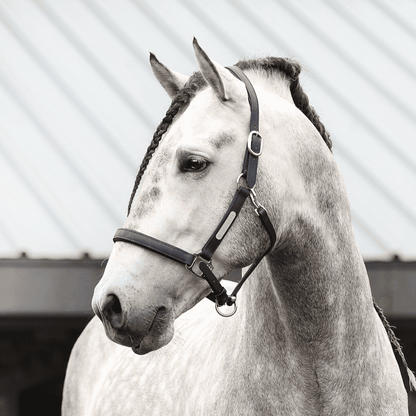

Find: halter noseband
<box><xmin>113</xmin><ymin>66</ymin><xmax>276</xmax><ymax>317</ymax></box>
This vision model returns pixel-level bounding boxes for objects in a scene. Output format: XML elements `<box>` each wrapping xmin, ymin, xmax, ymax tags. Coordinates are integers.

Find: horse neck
<box><xmin>221</xmin><ymin>223</ymin><xmax>406</xmax><ymax>413</ymax></box>
<box><xmin>235</xmin><ymin>199</ymin><xmax>376</xmax><ymax>360</ymax></box>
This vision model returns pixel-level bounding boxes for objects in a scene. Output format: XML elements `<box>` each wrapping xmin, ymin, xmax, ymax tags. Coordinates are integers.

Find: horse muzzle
<box><xmin>92</xmin><ymin>288</ymin><xmax>175</xmax><ymax>355</ymax></box>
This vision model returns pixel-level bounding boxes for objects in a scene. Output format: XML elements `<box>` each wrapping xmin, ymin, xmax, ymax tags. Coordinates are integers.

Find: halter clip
<box><xmin>249</xmin><ymin>188</ymin><xmax>265</xmax><ymax>215</ymax></box>
<box><xmin>186</xmin><ymin>252</ymin><xmax>213</xmax><ymax>277</ymax></box>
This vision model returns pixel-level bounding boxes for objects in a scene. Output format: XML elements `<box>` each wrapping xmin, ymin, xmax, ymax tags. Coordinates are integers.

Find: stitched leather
<box><xmin>257</xmin><ymin>207</ymin><xmax>277</xmax><ymax>249</ymax></box>
<box><xmin>229</xmin><ymin>207</ymin><xmax>276</xmax><ymax>302</ymax></box>
<box><xmin>199</xmin><ymin>262</ymin><xmax>229</xmax><ymax>306</ymax></box>
<box><xmin>199</xmin><ymin>187</ymin><xmax>250</xmax><ymax>261</ymax></box>
<box><xmin>226</xmin><ymin>66</ymin><xmax>259</xmax><ymax>132</ymax></box>
<box><xmin>226</xmin><ymin>66</ymin><xmax>261</xmax><ymax>189</ymax></box>
<box><xmin>114</xmin><ymin>228</ymin><xmax>195</xmax><ymax>266</ymax></box>
<box><xmin>246</xmin><ymin>136</ymin><xmax>260</xmax><ymax>188</ymax></box>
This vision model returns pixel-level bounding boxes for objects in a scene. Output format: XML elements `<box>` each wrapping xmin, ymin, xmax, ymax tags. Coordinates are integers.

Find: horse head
<box><xmin>92</xmin><ymin>39</ymin><xmax>333</xmax><ymax>355</ymax></box>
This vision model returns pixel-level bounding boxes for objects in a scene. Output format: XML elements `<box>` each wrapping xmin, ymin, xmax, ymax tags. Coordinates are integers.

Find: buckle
<box><xmin>248</xmin><ymin>131</ymin><xmax>263</xmax><ymax>157</ymax></box>
<box><xmin>186</xmin><ymin>252</ymin><xmax>213</xmax><ymax>277</ymax></box>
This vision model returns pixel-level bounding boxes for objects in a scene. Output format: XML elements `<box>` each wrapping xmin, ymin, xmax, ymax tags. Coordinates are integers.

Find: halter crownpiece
<box><xmin>113</xmin><ymin>65</ymin><xmax>276</xmax><ymax>317</ymax></box>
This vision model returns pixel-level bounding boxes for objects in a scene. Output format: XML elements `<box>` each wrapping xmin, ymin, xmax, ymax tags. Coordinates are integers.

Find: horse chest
<box><xmin>90</xmin><ymin>351</ymin><xmax>309</xmax><ymax>416</ymax></box>
<box><xmin>66</xmin><ymin>310</ymin><xmax>409</xmax><ymax>416</ymax></box>
<box><xmin>82</xmin><ymin>310</ymin><xmax>312</xmax><ymax>416</ymax></box>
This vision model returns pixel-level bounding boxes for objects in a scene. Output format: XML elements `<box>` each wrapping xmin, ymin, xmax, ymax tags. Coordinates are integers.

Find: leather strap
<box><xmin>113</xmin><ymin>228</ymin><xmax>195</xmax><ymax>266</ymax></box>
<box><xmin>229</xmin><ymin>206</ymin><xmax>277</xmax><ymax>303</ymax></box>
<box><xmin>244</xmin><ymin>134</ymin><xmax>261</xmax><ymax>189</ymax></box>
<box><xmin>199</xmin><ymin>187</ymin><xmax>250</xmax><ymax>261</ymax></box>
<box><xmin>226</xmin><ymin>66</ymin><xmax>259</xmax><ymax>132</ymax></box>
<box><xmin>227</xmin><ymin>66</ymin><xmax>262</xmax><ymax>189</ymax></box>
<box><xmin>199</xmin><ymin>262</ymin><xmax>229</xmax><ymax>306</ymax></box>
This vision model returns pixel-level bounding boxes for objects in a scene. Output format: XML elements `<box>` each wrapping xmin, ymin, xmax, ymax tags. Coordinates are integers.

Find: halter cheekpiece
<box><xmin>113</xmin><ymin>66</ymin><xmax>276</xmax><ymax>317</ymax></box>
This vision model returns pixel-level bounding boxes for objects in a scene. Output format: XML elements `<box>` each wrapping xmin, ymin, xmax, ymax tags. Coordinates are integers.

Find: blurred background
<box><xmin>0</xmin><ymin>0</ymin><xmax>415</xmax><ymax>414</ymax></box>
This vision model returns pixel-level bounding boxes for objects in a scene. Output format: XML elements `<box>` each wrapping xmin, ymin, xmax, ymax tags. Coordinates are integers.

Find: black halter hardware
<box><xmin>113</xmin><ymin>66</ymin><xmax>276</xmax><ymax>316</ymax></box>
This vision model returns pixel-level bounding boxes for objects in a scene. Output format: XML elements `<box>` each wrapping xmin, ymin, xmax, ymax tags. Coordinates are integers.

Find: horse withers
<box><xmin>62</xmin><ymin>39</ymin><xmax>412</xmax><ymax>415</ymax></box>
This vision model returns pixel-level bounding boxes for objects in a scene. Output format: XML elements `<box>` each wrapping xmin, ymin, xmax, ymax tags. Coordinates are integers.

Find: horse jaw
<box><xmin>149</xmin><ymin>52</ymin><xmax>189</xmax><ymax>99</ymax></box>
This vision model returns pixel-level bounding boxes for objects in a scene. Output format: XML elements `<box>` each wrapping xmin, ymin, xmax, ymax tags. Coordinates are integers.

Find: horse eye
<box><xmin>181</xmin><ymin>156</ymin><xmax>208</xmax><ymax>172</ymax></box>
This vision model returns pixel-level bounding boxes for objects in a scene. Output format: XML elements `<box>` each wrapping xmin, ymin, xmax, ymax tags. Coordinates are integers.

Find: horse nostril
<box><xmin>102</xmin><ymin>294</ymin><xmax>125</xmax><ymax>329</ymax></box>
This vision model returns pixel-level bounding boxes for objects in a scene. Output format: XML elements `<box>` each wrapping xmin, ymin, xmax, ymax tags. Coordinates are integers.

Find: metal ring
<box><xmin>236</xmin><ymin>173</ymin><xmax>255</xmax><ymax>191</ymax></box>
<box><xmin>215</xmin><ymin>299</ymin><xmax>237</xmax><ymax>317</ymax></box>
<box><xmin>236</xmin><ymin>172</ymin><xmax>250</xmax><ymax>189</ymax></box>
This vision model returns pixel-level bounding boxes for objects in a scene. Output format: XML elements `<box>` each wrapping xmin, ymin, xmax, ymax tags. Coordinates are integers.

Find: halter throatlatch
<box><xmin>113</xmin><ymin>65</ymin><xmax>276</xmax><ymax>317</ymax></box>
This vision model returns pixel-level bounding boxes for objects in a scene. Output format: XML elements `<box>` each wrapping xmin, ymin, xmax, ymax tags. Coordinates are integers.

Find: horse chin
<box><xmin>102</xmin><ymin>307</ymin><xmax>175</xmax><ymax>355</ymax></box>
<box><xmin>132</xmin><ymin>326</ymin><xmax>174</xmax><ymax>355</ymax></box>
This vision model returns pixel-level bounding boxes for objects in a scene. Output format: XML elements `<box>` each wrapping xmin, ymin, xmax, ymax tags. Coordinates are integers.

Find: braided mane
<box><xmin>236</xmin><ymin>57</ymin><xmax>332</xmax><ymax>151</ymax></box>
<box><xmin>127</xmin><ymin>58</ymin><xmax>331</xmax><ymax>214</ymax></box>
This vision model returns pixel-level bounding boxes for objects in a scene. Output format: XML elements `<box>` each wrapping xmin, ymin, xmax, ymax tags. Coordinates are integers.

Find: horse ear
<box><xmin>192</xmin><ymin>38</ymin><xmax>236</xmax><ymax>102</ymax></box>
<box><xmin>150</xmin><ymin>53</ymin><xmax>189</xmax><ymax>99</ymax></box>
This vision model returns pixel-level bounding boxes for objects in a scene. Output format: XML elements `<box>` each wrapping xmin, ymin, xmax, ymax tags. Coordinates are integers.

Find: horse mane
<box><xmin>235</xmin><ymin>57</ymin><xmax>332</xmax><ymax>151</ymax></box>
<box><xmin>127</xmin><ymin>58</ymin><xmax>332</xmax><ymax>214</ymax></box>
